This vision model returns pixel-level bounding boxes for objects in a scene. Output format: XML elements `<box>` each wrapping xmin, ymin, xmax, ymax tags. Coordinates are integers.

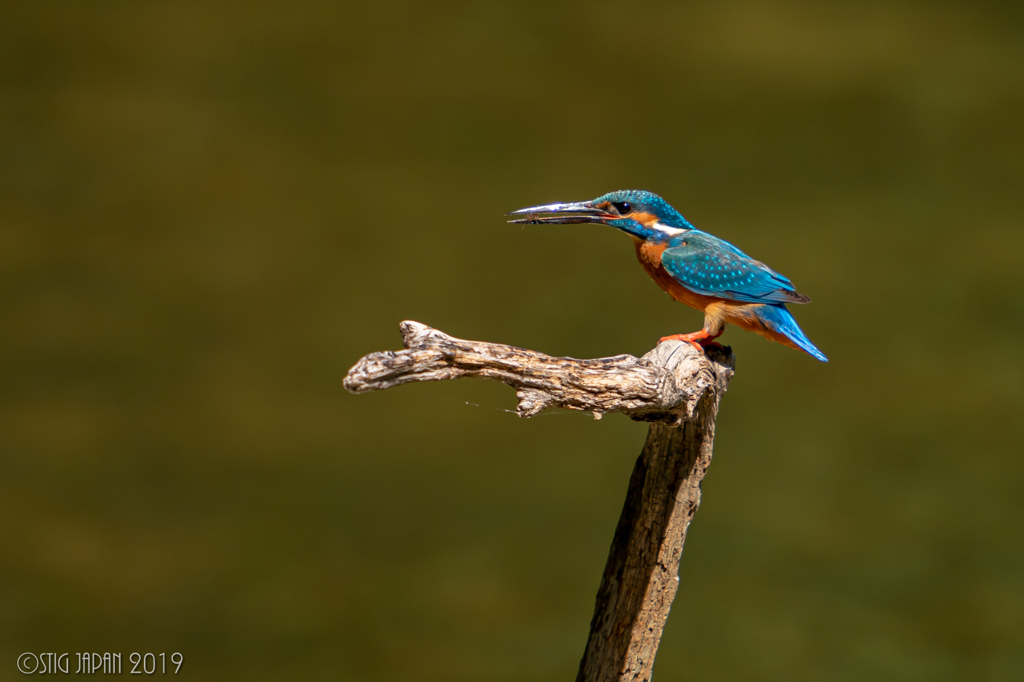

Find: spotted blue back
<box><xmin>660</xmin><ymin>231</ymin><xmax>809</xmax><ymax>305</ymax></box>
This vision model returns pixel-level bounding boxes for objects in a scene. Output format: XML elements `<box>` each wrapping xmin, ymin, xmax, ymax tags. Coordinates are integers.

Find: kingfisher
<box><xmin>508</xmin><ymin>190</ymin><xmax>827</xmax><ymax>362</ymax></box>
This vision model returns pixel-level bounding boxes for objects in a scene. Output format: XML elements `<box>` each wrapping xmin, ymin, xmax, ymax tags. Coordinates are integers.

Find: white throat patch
<box><xmin>651</xmin><ymin>222</ymin><xmax>685</xmax><ymax>237</ymax></box>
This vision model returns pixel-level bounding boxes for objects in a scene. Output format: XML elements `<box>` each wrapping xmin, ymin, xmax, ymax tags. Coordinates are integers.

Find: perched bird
<box><xmin>508</xmin><ymin>190</ymin><xmax>827</xmax><ymax>362</ymax></box>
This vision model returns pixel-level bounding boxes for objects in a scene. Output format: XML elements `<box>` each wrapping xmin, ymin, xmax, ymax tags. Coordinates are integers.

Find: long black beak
<box><xmin>506</xmin><ymin>201</ymin><xmax>614</xmax><ymax>224</ymax></box>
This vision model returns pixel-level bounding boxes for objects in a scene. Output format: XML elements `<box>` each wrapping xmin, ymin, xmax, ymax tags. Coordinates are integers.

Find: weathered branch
<box><xmin>344</xmin><ymin>320</ymin><xmax>732</xmax><ymax>422</ymax></box>
<box><xmin>345</xmin><ymin>321</ymin><xmax>735</xmax><ymax>680</ymax></box>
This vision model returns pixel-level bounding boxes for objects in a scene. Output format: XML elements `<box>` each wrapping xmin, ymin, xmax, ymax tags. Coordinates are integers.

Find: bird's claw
<box><xmin>658</xmin><ymin>332</ymin><xmax>724</xmax><ymax>354</ymax></box>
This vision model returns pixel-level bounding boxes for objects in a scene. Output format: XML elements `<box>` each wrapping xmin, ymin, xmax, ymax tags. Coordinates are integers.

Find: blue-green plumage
<box><xmin>508</xmin><ymin>190</ymin><xmax>827</xmax><ymax>362</ymax></box>
<box><xmin>660</xmin><ymin>231</ymin><xmax>809</xmax><ymax>305</ymax></box>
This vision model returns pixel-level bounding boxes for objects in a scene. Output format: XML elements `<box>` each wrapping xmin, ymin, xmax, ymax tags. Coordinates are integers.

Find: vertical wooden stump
<box><xmin>577</xmin><ymin>380</ymin><xmax>728</xmax><ymax>681</ymax></box>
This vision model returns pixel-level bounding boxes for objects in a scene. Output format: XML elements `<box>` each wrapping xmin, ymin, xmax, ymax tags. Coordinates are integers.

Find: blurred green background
<box><xmin>1</xmin><ymin>1</ymin><xmax>1022</xmax><ymax>680</ymax></box>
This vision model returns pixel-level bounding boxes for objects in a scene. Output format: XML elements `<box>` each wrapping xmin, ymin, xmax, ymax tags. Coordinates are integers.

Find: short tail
<box><xmin>757</xmin><ymin>304</ymin><xmax>828</xmax><ymax>362</ymax></box>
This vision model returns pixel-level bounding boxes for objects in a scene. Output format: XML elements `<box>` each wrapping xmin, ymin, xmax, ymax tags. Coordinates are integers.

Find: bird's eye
<box><xmin>611</xmin><ymin>202</ymin><xmax>632</xmax><ymax>214</ymax></box>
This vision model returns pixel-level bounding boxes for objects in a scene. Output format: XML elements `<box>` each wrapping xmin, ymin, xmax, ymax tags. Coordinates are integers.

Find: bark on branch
<box><xmin>344</xmin><ymin>321</ymin><xmax>733</xmax><ymax>422</ymax></box>
<box><xmin>344</xmin><ymin>321</ymin><xmax>735</xmax><ymax>680</ymax></box>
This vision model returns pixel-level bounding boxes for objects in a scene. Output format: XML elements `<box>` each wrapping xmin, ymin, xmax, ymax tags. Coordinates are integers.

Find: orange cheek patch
<box><xmin>631</xmin><ymin>211</ymin><xmax>658</xmax><ymax>226</ymax></box>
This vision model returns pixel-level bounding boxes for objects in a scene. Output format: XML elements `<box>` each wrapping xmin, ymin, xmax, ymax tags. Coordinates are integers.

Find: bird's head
<box><xmin>507</xmin><ymin>190</ymin><xmax>694</xmax><ymax>242</ymax></box>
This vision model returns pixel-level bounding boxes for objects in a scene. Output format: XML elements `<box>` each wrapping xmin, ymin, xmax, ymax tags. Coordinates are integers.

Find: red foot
<box><xmin>659</xmin><ymin>329</ymin><xmax>724</xmax><ymax>353</ymax></box>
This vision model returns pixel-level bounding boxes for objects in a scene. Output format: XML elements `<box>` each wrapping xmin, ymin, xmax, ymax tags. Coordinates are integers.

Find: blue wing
<box><xmin>660</xmin><ymin>232</ymin><xmax>810</xmax><ymax>304</ymax></box>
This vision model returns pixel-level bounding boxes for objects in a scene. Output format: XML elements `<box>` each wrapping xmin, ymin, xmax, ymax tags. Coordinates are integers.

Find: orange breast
<box><xmin>633</xmin><ymin>240</ymin><xmax>720</xmax><ymax>313</ymax></box>
<box><xmin>634</xmin><ymin>240</ymin><xmax>799</xmax><ymax>345</ymax></box>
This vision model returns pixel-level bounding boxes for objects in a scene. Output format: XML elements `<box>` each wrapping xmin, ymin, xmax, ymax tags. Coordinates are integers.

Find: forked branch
<box><xmin>344</xmin><ymin>321</ymin><xmax>735</xmax><ymax>681</ymax></box>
